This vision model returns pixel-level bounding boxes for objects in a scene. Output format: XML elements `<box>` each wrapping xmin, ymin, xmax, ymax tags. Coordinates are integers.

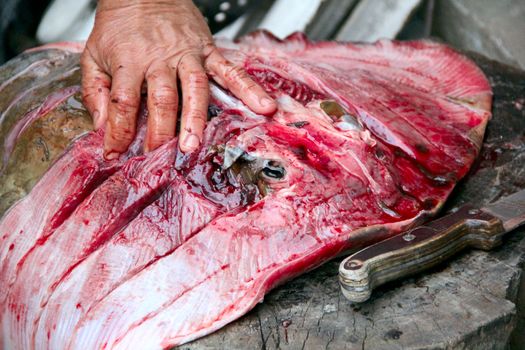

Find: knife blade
<box><xmin>339</xmin><ymin>189</ymin><xmax>525</xmax><ymax>303</ymax></box>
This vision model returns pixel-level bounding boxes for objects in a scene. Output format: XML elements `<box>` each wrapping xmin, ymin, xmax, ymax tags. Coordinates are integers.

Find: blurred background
<box><xmin>1</xmin><ymin>0</ymin><xmax>524</xmax><ymax>69</ymax></box>
<box><xmin>0</xmin><ymin>0</ymin><xmax>523</xmax><ymax>348</ymax></box>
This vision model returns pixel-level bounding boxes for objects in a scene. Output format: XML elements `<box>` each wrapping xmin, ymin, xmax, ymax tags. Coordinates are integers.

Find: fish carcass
<box><xmin>0</xmin><ymin>31</ymin><xmax>491</xmax><ymax>349</ymax></box>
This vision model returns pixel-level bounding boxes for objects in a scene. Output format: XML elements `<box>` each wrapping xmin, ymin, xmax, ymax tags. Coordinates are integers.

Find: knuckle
<box><xmin>243</xmin><ymin>79</ymin><xmax>260</xmax><ymax>92</ymax></box>
<box><xmin>81</xmin><ymin>90</ymin><xmax>93</xmax><ymax>101</ymax></box>
<box><xmin>149</xmin><ymin>87</ymin><xmax>178</xmax><ymax>107</ymax></box>
<box><xmin>182</xmin><ymin>124</ymin><xmax>205</xmax><ymax>138</ymax></box>
<box><xmin>109</xmin><ymin>121</ymin><xmax>135</xmax><ymax>143</ymax></box>
<box><xmin>150</xmin><ymin>132</ymin><xmax>174</xmax><ymax>144</ymax></box>
<box><xmin>186</xmin><ymin>110</ymin><xmax>207</xmax><ymax>123</ymax></box>
<box><xmin>224</xmin><ymin>64</ymin><xmax>248</xmax><ymax>82</ymax></box>
<box><xmin>81</xmin><ymin>88</ymin><xmax>102</xmax><ymax>104</ymax></box>
<box><xmin>112</xmin><ymin>133</ymin><xmax>134</xmax><ymax>145</ymax></box>
<box><xmin>82</xmin><ymin>76</ymin><xmax>110</xmax><ymax>91</ymax></box>
<box><xmin>187</xmin><ymin>71</ymin><xmax>208</xmax><ymax>89</ymax></box>
<box><xmin>183</xmin><ymin>116</ymin><xmax>207</xmax><ymax>134</ymax></box>
<box><xmin>203</xmin><ymin>44</ymin><xmax>219</xmax><ymax>59</ymax></box>
<box><xmin>110</xmin><ymin>127</ymin><xmax>134</xmax><ymax>144</ymax></box>
<box><xmin>110</xmin><ymin>89</ymin><xmax>140</xmax><ymax>113</ymax></box>
<box><xmin>82</xmin><ymin>79</ymin><xmax>106</xmax><ymax>93</ymax></box>
<box><xmin>145</xmin><ymin>66</ymin><xmax>166</xmax><ymax>81</ymax></box>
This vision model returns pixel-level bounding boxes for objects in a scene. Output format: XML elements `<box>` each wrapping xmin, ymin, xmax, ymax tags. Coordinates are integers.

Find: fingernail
<box><xmin>260</xmin><ymin>97</ymin><xmax>274</xmax><ymax>107</ymax></box>
<box><xmin>104</xmin><ymin>150</ymin><xmax>120</xmax><ymax>160</ymax></box>
<box><xmin>182</xmin><ymin>134</ymin><xmax>200</xmax><ymax>151</ymax></box>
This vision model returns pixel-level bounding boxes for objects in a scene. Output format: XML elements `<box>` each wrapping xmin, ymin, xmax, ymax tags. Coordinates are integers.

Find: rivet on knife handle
<box><xmin>339</xmin><ymin>205</ymin><xmax>506</xmax><ymax>303</ymax></box>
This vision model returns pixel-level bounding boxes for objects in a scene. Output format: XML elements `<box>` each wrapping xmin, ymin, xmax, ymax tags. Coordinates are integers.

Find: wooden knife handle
<box><xmin>339</xmin><ymin>205</ymin><xmax>506</xmax><ymax>303</ymax></box>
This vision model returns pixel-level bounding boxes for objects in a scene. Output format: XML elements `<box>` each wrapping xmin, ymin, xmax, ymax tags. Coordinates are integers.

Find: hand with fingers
<box><xmin>81</xmin><ymin>0</ymin><xmax>276</xmax><ymax>158</ymax></box>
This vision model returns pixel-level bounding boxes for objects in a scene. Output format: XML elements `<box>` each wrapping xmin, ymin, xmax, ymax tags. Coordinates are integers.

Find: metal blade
<box><xmin>482</xmin><ymin>189</ymin><xmax>525</xmax><ymax>231</ymax></box>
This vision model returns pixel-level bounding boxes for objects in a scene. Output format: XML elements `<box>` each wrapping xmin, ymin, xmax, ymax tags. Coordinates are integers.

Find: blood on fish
<box><xmin>0</xmin><ymin>30</ymin><xmax>492</xmax><ymax>350</ymax></box>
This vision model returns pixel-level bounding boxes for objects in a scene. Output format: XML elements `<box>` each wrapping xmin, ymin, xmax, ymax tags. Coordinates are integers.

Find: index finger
<box><xmin>205</xmin><ymin>48</ymin><xmax>277</xmax><ymax>116</ymax></box>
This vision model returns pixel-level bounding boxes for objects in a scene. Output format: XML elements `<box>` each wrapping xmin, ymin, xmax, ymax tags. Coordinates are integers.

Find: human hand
<box><xmin>81</xmin><ymin>0</ymin><xmax>276</xmax><ymax>158</ymax></box>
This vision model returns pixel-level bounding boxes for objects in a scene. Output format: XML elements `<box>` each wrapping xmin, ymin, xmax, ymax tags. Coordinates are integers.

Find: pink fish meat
<box><xmin>0</xmin><ymin>31</ymin><xmax>492</xmax><ymax>349</ymax></box>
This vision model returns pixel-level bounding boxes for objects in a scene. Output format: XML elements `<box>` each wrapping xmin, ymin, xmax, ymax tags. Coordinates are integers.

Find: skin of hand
<box><xmin>81</xmin><ymin>0</ymin><xmax>277</xmax><ymax>158</ymax></box>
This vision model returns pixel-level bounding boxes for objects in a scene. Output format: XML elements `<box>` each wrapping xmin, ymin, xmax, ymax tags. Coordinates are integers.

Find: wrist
<box><xmin>97</xmin><ymin>0</ymin><xmax>191</xmax><ymax>11</ymax></box>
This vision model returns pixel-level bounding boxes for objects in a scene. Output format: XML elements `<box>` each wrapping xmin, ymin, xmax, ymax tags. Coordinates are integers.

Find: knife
<box><xmin>339</xmin><ymin>188</ymin><xmax>525</xmax><ymax>303</ymax></box>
